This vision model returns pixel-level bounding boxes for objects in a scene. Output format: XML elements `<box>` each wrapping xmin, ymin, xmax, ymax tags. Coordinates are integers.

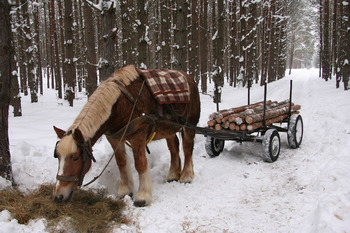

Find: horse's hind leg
<box><xmin>106</xmin><ymin>137</ymin><xmax>134</xmax><ymax>198</ymax></box>
<box><xmin>166</xmin><ymin>134</ymin><xmax>181</xmax><ymax>182</ymax></box>
<box><xmin>180</xmin><ymin>127</ymin><xmax>195</xmax><ymax>183</ymax></box>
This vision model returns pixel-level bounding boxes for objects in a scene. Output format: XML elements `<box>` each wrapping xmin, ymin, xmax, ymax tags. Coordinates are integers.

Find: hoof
<box><xmin>167</xmin><ymin>178</ymin><xmax>179</xmax><ymax>183</ymax></box>
<box><xmin>119</xmin><ymin>193</ymin><xmax>133</xmax><ymax>199</ymax></box>
<box><xmin>134</xmin><ymin>200</ymin><xmax>147</xmax><ymax>207</ymax></box>
<box><xmin>179</xmin><ymin>175</ymin><xmax>194</xmax><ymax>184</ymax></box>
<box><xmin>179</xmin><ymin>179</ymin><xmax>192</xmax><ymax>184</ymax></box>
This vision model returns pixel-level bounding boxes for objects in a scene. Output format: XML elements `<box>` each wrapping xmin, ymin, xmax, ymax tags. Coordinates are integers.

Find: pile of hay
<box><xmin>0</xmin><ymin>184</ymin><xmax>126</xmax><ymax>232</ymax></box>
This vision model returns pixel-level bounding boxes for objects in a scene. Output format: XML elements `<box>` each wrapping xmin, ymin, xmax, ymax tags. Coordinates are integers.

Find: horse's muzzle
<box><xmin>54</xmin><ymin>190</ymin><xmax>73</xmax><ymax>203</ymax></box>
<box><xmin>53</xmin><ymin>182</ymin><xmax>74</xmax><ymax>203</ymax></box>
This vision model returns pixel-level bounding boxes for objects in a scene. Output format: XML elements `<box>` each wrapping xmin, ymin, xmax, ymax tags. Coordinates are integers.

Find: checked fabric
<box><xmin>137</xmin><ymin>68</ymin><xmax>191</xmax><ymax>105</ymax></box>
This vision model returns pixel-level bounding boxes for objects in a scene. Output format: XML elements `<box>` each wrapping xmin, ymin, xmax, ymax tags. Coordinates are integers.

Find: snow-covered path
<box><xmin>1</xmin><ymin>69</ymin><xmax>350</xmax><ymax>232</ymax></box>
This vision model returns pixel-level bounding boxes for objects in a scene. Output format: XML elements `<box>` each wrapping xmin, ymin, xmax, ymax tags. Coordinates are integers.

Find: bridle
<box><xmin>54</xmin><ymin>137</ymin><xmax>96</xmax><ymax>187</ymax></box>
<box><xmin>53</xmin><ymin>79</ymin><xmax>147</xmax><ymax>187</ymax></box>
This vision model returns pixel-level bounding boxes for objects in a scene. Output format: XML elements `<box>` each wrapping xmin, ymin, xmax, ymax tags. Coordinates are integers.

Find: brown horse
<box><xmin>52</xmin><ymin>65</ymin><xmax>200</xmax><ymax>207</ymax></box>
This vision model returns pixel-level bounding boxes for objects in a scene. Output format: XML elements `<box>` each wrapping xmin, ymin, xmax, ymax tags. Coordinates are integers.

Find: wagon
<box><xmin>197</xmin><ymin>80</ymin><xmax>304</xmax><ymax>162</ymax></box>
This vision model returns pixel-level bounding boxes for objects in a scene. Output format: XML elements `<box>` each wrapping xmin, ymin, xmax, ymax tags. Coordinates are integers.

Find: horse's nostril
<box><xmin>54</xmin><ymin>195</ymin><xmax>64</xmax><ymax>203</ymax></box>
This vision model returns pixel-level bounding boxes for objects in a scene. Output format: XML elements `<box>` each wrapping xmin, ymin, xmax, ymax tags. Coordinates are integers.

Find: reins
<box><xmin>82</xmin><ymin>79</ymin><xmax>146</xmax><ymax>187</ymax></box>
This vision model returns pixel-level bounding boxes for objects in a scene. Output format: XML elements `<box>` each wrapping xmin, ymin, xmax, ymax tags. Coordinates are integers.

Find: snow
<box><xmin>212</xmin><ymin>30</ymin><xmax>218</xmax><ymax>41</ymax></box>
<box><xmin>2</xmin><ymin>68</ymin><xmax>350</xmax><ymax>232</ymax></box>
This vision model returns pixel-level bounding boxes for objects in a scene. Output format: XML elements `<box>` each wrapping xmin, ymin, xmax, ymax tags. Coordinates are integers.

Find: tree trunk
<box><xmin>23</xmin><ymin>1</ymin><xmax>38</xmax><ymax>103</ymax></box>
<box><xmin>160</xmin><ymin>0</ymin><xmax>171</xmax><ymax>68</ymax></box>
<box><xmin>199</xmin><ymin>0</ymin><xmax>208</xmax><ymax>93</ymax></box>
<box><xmin>136</xmin><ymin>0</ymin><xmax>148</xmax><ymax>68</ymax></box>
<box><xmin>99</xmin><ymin>1</ymin><xmax>116</xmax><ymax>81</ymax></box>
<box><xmin>189</xmin><ymin>0</ymin><xmax>199</xmax><ymax>82</ymax></box>
<box><xmin>84</xmin><ymin>2</ymin><xmax>97</xmax><ymax>97</ymax></box>
<box><xmin>341</xmin><ymin>0</ymin><xmax>350</xmax><ymax>90</ymax></box>
<box><xmin>173</xmin><ymin>0</ymin><xmax>188</xmax><ymax>71</ymax></box>
<box><xmin>322</xmin><ymin>0</ymin><xmax>331</xmax><ymax>81</ymax></box>
<box><xmin>0</xmin><ymin>0</ymin><xmax>15</xmax><ymax>184</ymax></box>
<box><xmin>64</xmin><ymin>0</ymin><xmax>76</xmax><ymax>106</ymax></box>
<box><xmin>34</xmin><ymin>1</ymin><xmax>43</xmax><ymax>95</ymax></box>
<box><xmin>50</xmin><ymin>0</ymin><xmax>62</xmax><ymax>98</ymax></box>
<box><xmin>121</xmin><ymin>0</ymin><xmax>135</xmax><ymax>66</ymax></box>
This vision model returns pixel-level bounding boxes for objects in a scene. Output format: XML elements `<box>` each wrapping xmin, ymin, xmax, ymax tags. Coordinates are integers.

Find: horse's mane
<box><xmin>67</xmin><ymin>65</ymin><xmax>139</xmax><ymax>141</ymax></box>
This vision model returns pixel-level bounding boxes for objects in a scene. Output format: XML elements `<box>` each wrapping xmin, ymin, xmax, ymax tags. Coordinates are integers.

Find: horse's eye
<box><xmin>73</xmin><ymin>157</ymin><xmax>79</xmax><ymax>162</ymax></box>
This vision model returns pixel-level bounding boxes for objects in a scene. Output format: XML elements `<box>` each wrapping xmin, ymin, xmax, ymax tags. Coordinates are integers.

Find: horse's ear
<box><xmin>53</xmin><ymin>126</ymin><xmax>66</xmax><ymax>139</ymax></box>
<box><xmin>72</xmin><ymin>128</ymin><xmax>84</xmax><ymax>144</ymax></box>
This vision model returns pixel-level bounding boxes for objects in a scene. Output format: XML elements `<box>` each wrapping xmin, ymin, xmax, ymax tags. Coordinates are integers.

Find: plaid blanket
<box><xmin>137</xmin><ymin>68</ymin><xmax>191</xmax><ymax>105</ymax></box>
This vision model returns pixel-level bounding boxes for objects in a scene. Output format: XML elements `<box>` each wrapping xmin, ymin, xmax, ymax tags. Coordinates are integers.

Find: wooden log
<box><xmin>215</xmin><ymin>124</ymin><xmax>222</xmax><ymax>130</ymax></box>
<box><xmin>240</xmin><ymin>124</ymin><xmax>247</xmax><ymax>131</ymax></box>
<box><xmin>214</xmin><ymin>100</ymin><xmax>273</xmax><ymax>122</ymax></box>
<box><xmin>223</xmin><ymin>121</ymin><xmax>230</xmax><ymax>129</ymax></box>
<box><xmin>247</xmin><ymin>113</ymin><xmax>291</xmax><ymax>131</ymax></box>
<box><xmin>229</xmin><ymin>123</ymin><xmax>237</xmax><ymax>130</ymax></box>
<box><xmin>207</xmin><ymin>120</ymin><xmax>216</xmax><ymax>127</ymax></box>
<box><xmin>245</xmin><ymin>104</ymin><xmax>301</xmax><ymax>124</ymax></box>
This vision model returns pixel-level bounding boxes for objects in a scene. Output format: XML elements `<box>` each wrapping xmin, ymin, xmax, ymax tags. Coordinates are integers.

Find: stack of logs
<box><xmin>207</xmin><ymin>100</ymin><xmax>301</xmax><ymax>132</ymax></box>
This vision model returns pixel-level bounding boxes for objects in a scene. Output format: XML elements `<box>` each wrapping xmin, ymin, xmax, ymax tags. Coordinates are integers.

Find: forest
<box><xmin>4</xmin><ymin>0</ymin><xmax>348</xmax><ymax>113</ymax></box>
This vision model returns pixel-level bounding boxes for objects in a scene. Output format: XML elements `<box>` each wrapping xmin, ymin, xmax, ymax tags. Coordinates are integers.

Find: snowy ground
<box><xmin>1</xmin><ymin>69</ymin><xmax>350</xmax><ymax>232</ymax></box>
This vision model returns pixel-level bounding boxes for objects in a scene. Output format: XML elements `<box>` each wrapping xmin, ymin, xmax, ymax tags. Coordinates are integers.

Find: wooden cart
<box><xmin>199</xmin><ymin>80</ymin><xmax>303</xmax><ymax>162</ymax></box>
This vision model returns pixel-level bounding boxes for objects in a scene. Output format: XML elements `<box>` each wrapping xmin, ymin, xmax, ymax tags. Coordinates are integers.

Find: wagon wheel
<box><xmin>262</xmin><ymin>129</ymin><xmax>280</xmax><ymax>163</ymax></box>
<box><xmin>288</xmin><ymin>114</ymin><xmax>303</xmax><ymax>149</ymax></box>
<box><xmin>205</xmin><ymin>136</ymin><xmax>225</xmax><ymax>157</ymax></box>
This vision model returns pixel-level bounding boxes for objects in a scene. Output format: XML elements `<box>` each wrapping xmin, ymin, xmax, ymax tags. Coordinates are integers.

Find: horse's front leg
<box><xmin>106</xmin><ymin>137</ymin><xmax>134</xmax><ymax>198</ymax></box>
<box><xmin>129</xmin><ymin>138</ymin><xmax>152</xmax><ymax>207</ymax></box>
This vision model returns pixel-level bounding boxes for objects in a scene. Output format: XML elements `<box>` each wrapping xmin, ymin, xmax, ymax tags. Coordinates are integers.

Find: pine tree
<box><xmin>0</xmin><ymin>0</ymin><xmax>15</xmax><ymax>185</ymax></box>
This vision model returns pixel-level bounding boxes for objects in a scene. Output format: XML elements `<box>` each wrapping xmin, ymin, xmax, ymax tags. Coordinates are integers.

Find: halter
<box><xmin>54</xmin><ymin>138</ymin><xmax>96</xmax><ymax>187</ymax></box>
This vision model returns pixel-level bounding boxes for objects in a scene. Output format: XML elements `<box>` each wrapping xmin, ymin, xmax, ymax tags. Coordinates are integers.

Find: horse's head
<box><xmin>52</xmin><ymin>126</ymin><xmax>96</xmax><ymax>202</ymax></box>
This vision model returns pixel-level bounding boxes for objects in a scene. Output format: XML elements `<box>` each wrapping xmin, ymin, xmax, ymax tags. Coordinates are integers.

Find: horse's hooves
<box><xmin>179</xmin><ymin>177</ymin><xmax>193</xmax><ymax>184</ymax></box>
<box><xmin>167</xmin><ymin>179</ymin><xmax>179</xmax><ymax>183</ymax></box>
<box><xmin>134</xmin><ymin>200</ymin><xmax>146</xmax><ymax>207</ymax></box>
<box><xmin>118</xmin><ymin>193</ymin><xmax>133</xmax><ymax>199</ymax></box>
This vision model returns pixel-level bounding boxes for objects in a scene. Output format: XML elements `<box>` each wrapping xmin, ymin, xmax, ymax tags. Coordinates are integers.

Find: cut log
<box><xmin>245</xmin><ymin>104</ymin><xmax>301</xmax><ymax>124</ymax></box>
<box><xmin>240</xmin><ymin>124</ymin><xmax>247</xmax><ymax>131</ymax></box>
<box><xmin>207</xmin><ymin>99</ymin><xmax>301</xmax><ymax>133</ymax></box>
<box><xmin>207</xmin><ymin>120</ymin><xmax>216</xmax><ymax>127</ymax></box>
<box><xmin>229</xmin><ymin>123</ymin><xmax>237</xmax><ymax>130</ymax></box>
<box><xmin>223</xmin><ymin>121</ymin><xmax>230</xmax><ymax>129</ymax></box>
<box><xmin>215</xmin><ymin>124</ymin><xmax>222</xmax><ymax>130</ymax></box>
<box><xmin>247</xmin><ymin>113</ymin><xmax>290</xmax><ymax>131</ymax></box>
<box><xmin>214</xmin><ymin>100</ymin><xmax>274</xmax><ymax>122</ymax></box>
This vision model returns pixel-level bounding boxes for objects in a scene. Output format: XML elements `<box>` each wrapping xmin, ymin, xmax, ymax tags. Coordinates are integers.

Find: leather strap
<box><xmin>56</xmin><ymin>174</ymin><xmax>79</xmax><ymax>182</ymax></box>
<box><xmin>114</xmin><ymin>80</ymin><xmax>136</xmax><ymax>104</ymax></box>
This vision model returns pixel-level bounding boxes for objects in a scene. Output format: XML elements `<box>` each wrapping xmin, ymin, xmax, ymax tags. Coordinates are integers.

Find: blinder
<box><xmin>54</xmin><ymin>139</ymin><xmax>96</xmax><ymax>186</ymax></box>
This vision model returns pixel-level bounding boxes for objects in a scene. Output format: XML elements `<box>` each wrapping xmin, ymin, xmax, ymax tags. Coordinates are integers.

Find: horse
<box><xmin>52</xmin><ymin>65</ymin><xmax>201</xmax><ymax>207</ymax></box>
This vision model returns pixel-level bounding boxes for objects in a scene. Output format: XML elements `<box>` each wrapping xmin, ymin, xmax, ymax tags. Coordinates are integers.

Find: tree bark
<box><xmin>84</xmin><ymin>2</ymin><xmax>97</xmax><ymax>97</ymax></box>
<box><xmin>173</xmin><ymin>0</ymin><xmax>188</xmax><ymax>71</ymax></box>
<box><xmin>0</xmin><ymin>0</ymin><xmax>15</xmax><ymax>184</ymax></box>
<box><xmin>322</xmin><ymin>0</ymin><xmax>331</xmax><ymax>81</ymax></box>
<box><xmin>199</xmin><ymin>0</ymin><xmax>208</xmax><ymax>93</ymax></box>
<box><xmin>136</xmin><ymin>0</ymin><xmax>148</xmax><ymax>67</ymax></box>
<box><xmin>160</xmin><ymin>0</ymin><xmax>171</xmax><ymax>68</ymax></box>
<box><xmin>64</xmin><ymin>0</ymin><xmax>76</xmax><ymax>106</ymax></box>
<box><xmin>50</xmin><ymin>0</ymin><xmax>62</xmax><ymax>98</ymax></box>
<box><xmin>99</xmin><ymin>0</ymin><xmax>116</xmax><ymax>81</ymax></box>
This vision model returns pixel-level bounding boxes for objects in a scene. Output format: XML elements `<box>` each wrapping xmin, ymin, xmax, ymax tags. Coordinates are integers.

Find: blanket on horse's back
<box><xmin>137</xmin><ymin>68</ymin><xmax>191</xmax><ymax>105</ymax></box>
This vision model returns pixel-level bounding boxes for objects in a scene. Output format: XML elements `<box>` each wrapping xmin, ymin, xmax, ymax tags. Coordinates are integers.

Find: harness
<box><xmin>53</xmin><ymin>76</ymin><xmax>188</xmax><ymax>187</ymax></box>
<box><xmin>54</xmin><ymin>137</ymin><xmax>96</xmax><ymax>187</ymax></box>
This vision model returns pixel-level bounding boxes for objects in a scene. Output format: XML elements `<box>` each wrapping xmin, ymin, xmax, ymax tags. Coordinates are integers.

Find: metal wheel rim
<box><xmin>213</xmin><ymin>139</ymin><xmax>224</xmax><ymax>152</ymax></box>
<box><xmin>271</xmin><ymin>136</ymin><xmax>280</xmax><ymax>157</ymax></box>
<box><xmin>296</xmin><ymin>118</ymin><xmax>303</xmax><ymax>144</ymax></box>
